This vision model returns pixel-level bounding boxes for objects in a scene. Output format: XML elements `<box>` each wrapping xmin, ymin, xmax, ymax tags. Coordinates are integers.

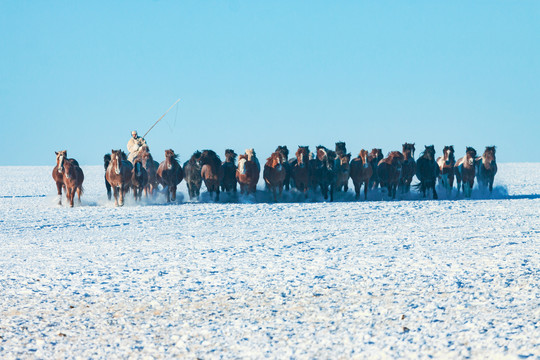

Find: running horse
<box><xmin>221</xmin><ymin>149</ymin><xmax>237</xmax><ymax>194</ymax></box>
<box><xmin>476</xmin><ymin>146</ymin><xmax>497</xmax><ymax>193</ymax></box>
<box><xmin>313</xmin><ymin>146</ymin><xmax>337</xmax><ymax>201</ymax></box>
<box><xmin>290</xmin><ymin>146</ymin><xmax>310</xmax><ymax>198</ymax></box>
<box><xmin>137</xmin><ymin>146</ymin><xmax>159</xmax><ymax>197</ymax></box>
<box><xmin>377</xmin><ymin>151</ymin><xmax>404</xmax><ymax>199</ymax></box>
<box><xmin>200</xmin><ymin>150</ymin><xmax>223</xmax><ymax>201</ymax></box>
<box><xmin>184</xmin><ymin>151</ymin><xmax>203</xmax><ymax>200</ymax></box>
<box><xmin>369</xmin><ymin>148</ymin><xmax>384</xmax><ymax>189</ymax></box>
<box><xmin>350</xmin><ymin>149</ymin><xmax>373</xmax><ymax>200</ymax></box>
<box><xmin>275</xmin><ymin>146</ymin><xmax>291</xmax><ymax>191</ymax></box>
<box><xmin>131</xmin><ymin>158</ymin><xmax>148</xmax><ymax>201</ymax></box>
<box><xmin>399</xmin><ymin>143</ymin><xmax>416</xmax><ymax>195</ymax></box>
<box><xmin>106</xmin><ymin>149</ymin><xmax>133</xmax><ymax>206</ymax></box>
<box><xmin>157</xmin><ymin>149</ymin><xmax>184</xmax><ymax>202</ymax></box>
<box><xmin>263</xmin><ymin>151</ymin><xmax>286</xmax><ymax>202</ymax></box>
<box><xmin>104</xmin><ymin>151</ymin><xmax>127</xmax><ymax>200</ymax></box>
<box><xmin>236</xmin><ymin>149</ymin><xmax>260</xmax><ymax>195</ymax></box>
<box><xmin>437</xmin><ymin>145</ymin><xmax>456</xmax><ymax>195</ymax></box>
<box><xmin>334</xmin><ymin>153</ymin><xmax>351</xmax><ymax>192</ymax></box>
<box><xmin>415</xmin><ymin>145</ymin><xmax>440</xmax><ymax>199</ymax></box>
<box><xmin>455</xmin><ymin>147</ymin><xmax>477</xmax><ymax>198</ymax></box>
<box><xmin>53</xmin><ymin>150</ymin><xmax>84</xmax><ymax>207</ymax></box>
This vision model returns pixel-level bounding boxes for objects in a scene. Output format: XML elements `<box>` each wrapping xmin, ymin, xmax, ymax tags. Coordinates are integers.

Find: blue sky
<box><xmin>1</xmin><ymin>1</ymin><xmax>538</xmax><ymax>165</ymax></box>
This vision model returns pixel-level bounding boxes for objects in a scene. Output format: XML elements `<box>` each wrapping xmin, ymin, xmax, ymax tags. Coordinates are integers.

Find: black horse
<box><xmin>313</xmin><ymin>146</ymin><xmax>337</xmax><ymax>201</ymax></box>
<box><xmin>183</xmin><ymin>151</ymin><xmax>203</xmax><ymax>200</ymax></box>
<box><xmin>275</xmin><ymin>145</ymin><xmax>291</xmax><ymax>191</ymax></box>
<box><xmin>221</xmin><ymin>149</ymin><xmax>238</xmax><ymax>193</ymax></box>
<box><xmin>476</xmin><ymin>146</ymin><xmax>497</xmax><ymax>193</ymax></box>
<box><xmin>415</xmin><ymin>145</ymin><xmax>440</xmax><ymax>199</ymax></box>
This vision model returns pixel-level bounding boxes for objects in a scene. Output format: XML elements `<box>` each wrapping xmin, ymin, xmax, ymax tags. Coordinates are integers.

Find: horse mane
<box><xmin>201</xmin><ymin>149</ymin><xmax>221</xmax><ymax>167</ymax></box>
<box><xmin>335</xmin><ymin>142</ymin><xmax>347</xmax><ymax>156</ymax></box>
<box><xmin>275</xmin><ymin>146</ymin><xmax>289</xmax><ymax>158</ymax></box>
<box><xmin>103</xmin><ymin>154</ymin><xmax>111</xmax><ymax>169</ymax></box>
<box><xmin>420</xmin><ymin>145</ymin><xmax>435</xmax><ymax>159</ymax></box>
<box><xmin>225</xmin><ymin>149</ymin><xmax>237</xmax><ymax>162</ymax></box>
<box><xmin>266</xmin><ymin>152</ymin><xmax>281</xmax><ymax>167</ymax></box>
<box><xmin>189</xmin><ymin>150</ymin><xmax>202</xmax><ymax>164</ymax></box>
<box><xmin>316</xmin><ymin>146</ymin><xmax>328</xmax><ymax>161</ymax></box>
<box><xmin>484</xmin><ymin>146</ymin><xmax>496</xmax><ymax>155</ymax></box>
<box><xmin>382</xmin><ymin>151</ymin><xmax>404</xmax><ymax>164</ymax></box>
<box><xmin>245</xmin><ymin>148</ymin><xmax>256</xmax><ymax>160</ymax></box>
<box><xmin>466</xmin><ymin>147</ymin><xmax>477</xmax><ymax>157</ymax></box>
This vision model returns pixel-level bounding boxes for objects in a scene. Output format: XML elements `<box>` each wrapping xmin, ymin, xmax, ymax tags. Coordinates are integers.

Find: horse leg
<box><xmin>171</xmin><ymin>185</ymin><xmax>177</xmax><ymax>202</ymax></box>
<box><xmin>216</xmin><ymin>187</ymin><xmax>220</xmax><ymax>202</ymax></box>
<box><xmin>364</xmin><ymin>181</ymin><xmax>369</xmax><ymax>200</ymax></box>
<box><xmin>353</xmin><ymin>180</ymin><xmax>360</xmax><ymax>200</ymax></box>
<box><xmin>432</xmin><ymin>184</ymin><xmax>438</xmax><ymax>200</ymax></box>
<box><xmin>77</xmin><ymin>186</ymin><xmax>82</xmax><ymax>204</ymax></box>
<box><xmin>56</xmin><ymin>181</ymin><xmax>63</xmax><ymax>205</ymax></box>
<box><xmin>272</xmin><ymin>187</ymin><xmax>277</xmax><ymax>202</ymax></box>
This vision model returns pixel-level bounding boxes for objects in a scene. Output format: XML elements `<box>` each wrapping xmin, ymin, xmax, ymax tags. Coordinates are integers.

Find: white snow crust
<box><xmin>0</xmin><ymin>163</ymin><xmax>539</xmax><ymax>359</ymax></box>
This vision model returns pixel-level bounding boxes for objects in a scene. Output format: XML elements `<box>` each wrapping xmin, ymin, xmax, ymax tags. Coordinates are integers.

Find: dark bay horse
<box><xmin>313</xmin><ymin>146</ymin><xmax>337</xmax><ymax>201</ymax></box>
<box><xmin>200</xmin><ymin>150</ymin><xmax>223</xmax><ymax>201</ymax></box>
<box><xmin>221</xmin><ymin>149</ymin><xmax>237</xmax><ymax>194</ymax></box>
<box><xmin>104</xmin><ymin>151</ymin><xmax>127</xmax><ymax>200</ymax></box>
<box><xmin>276</xmin><ymin>146</ymin><xmax>291</xmax><ymax>191</ymax></box>
<box><xmin>184</xmin><ymin>151</ymin><xmax>203</xmax><ymax>200</ymax></box>
<box><xmin>437</xmin><ymin>145</ymin><xmax>456</xmax><ymax>195</ymax></box>
<box><xmin>369</xmin><ymin>148</ymin><xmax>384</xmax><ymax>189</ymax></box>
<box><xmin>399</xmin><ymin>143</ymin><xmax>416</xmax><ymax>195</ymax></box>
<box><xmin>350</xmin><ymin>149</ymin><xmax>373</xmax><ymax>200</ymax></box>
<box><xmin>106</xmin><ymin>149</ymin><xmax>133</xmax><ymax>206</ymax></box>
<box><xmin>236</xmin><ymin>151</ymin><xmax>260</xmax><ymax>195</ymax></box>
<box><xmin>53</xmin><ymin>151</ymin><xmax>84</xmax><ymax>207</ymax></box>
<box><xmin>137</xmin><ymin>146</ymin><xmax>159</xmax><ymax>197</ymax></box>
<box><xmin>131</xmin><ymin>158</ymin><xmax>148</xmax><ymax>201</ymax></box>
<box><xmin>476</xmin><ymin>146</ymin><xmax>497</xmax><ymax>193</ymax></box>
<box><xmin>157</xmin><ymin>149</ymin><xmax>183</xmax><ymax>202</ymax></box>
<box><xmin>334</xmin><ymin>153</ymin><xmax>351</xmax><ymax>192</ymax></box>
<box><xmin>335</xmin><ymin>142</ymin><xmax>347</xmax><ymax>158</ymax></box>
<box><xmin>455</xmin><ymin>147</ymin><xmax>477</xmax><ymax>198</ymax></box>
<box><xmin>290</xmin><ymin>146</ymin><xmax>310</xmax><ymax>198</ymax></box>
<box><xmin>415</xmin><ymin>145</ymin><xmax>440</xmax><ymax>199</ymax></box>
<box><xmin>263</xmin><ymin>151</ymin><xmax>286</xmax><ymax>202</ymax></box>
<box><xmin>377</xmin><ymin>151</ymin><xmax>404</xmax><ymax>199</ymax></box>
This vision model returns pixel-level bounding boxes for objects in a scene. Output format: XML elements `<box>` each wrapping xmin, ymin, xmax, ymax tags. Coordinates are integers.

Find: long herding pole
<box><xmin>142</xmin><ymin>98</ymin><xmax>181</xmax><ymax>138</ymax></box>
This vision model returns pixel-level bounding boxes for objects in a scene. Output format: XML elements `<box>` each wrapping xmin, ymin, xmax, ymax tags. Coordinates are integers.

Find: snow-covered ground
<box><xmin>0</xmin><ymin>163</ymin><xmax>539</xmax><ymax>358</ymax></box>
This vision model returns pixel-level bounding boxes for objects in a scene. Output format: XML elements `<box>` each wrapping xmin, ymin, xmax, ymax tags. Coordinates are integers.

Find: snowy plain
<box><xmin>0</xmin><ymin>163</ymin><xmax>539</xmax><ymax>359</ymax></box>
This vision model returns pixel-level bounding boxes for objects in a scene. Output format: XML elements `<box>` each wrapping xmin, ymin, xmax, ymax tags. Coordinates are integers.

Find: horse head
<box><xmin>371</xmin><ymin>148</ymin><xmax>383</xmax><ymax>162</ymax></box>
<box><xmin>245</xmin><ymin>148</ymin><xmax>256</xmax><ymax>162</ymax></box>
<box><xmin>164</xmin><ymin>149</ymin><xmax>177</xmax><ymax>170</ymax></box>
<box><xmin>402</xmin><ymin>143</ymin><xmax>415</xmax><ymax>159</ymax></box>
<box><xmin>335</xmin><ymin>142</ymin><xmax>347</xmax><ymax>157</ymax></box>
<box><xmin>266</xmin><ymin>152</ymin><xmax>283</xmax><ymax>170</ymax></box>
<box><xmin>133</xmin><ymin>158</ymin><xmax>143</xmax><ymax>176</ymax></box>
<box><xmin>238</xmin><ymin>154</ymin><xmax>248</xmax><ymax>175</ymax></box>
<box><xmin>55</xmin><ymin>150</ymin><xmax>67</xmax><ymax>174</ymax></box>
<box><xmin>442</xmin><ymin>146</ymin><xmax>455</xmax><ymax>165</ymax></box>
<box><xmin>359</xmin><ymin>149</ymin><xmax>370</xmax><ymax>167</ymax></box>
<box><xmin>422</xmin><ymin>145</ymin><xmax>436</xmax><ymax>161</ymax></box>
<box><xmin>482</xmin><ymin>146</ymin><xmax>496</xmax><ymax>169</ymax></box>
<box><xmin>275</xmin><ymin>146</ymin><xmax>289</xmax><ymax>160</ymax></box>
<box><xmin>465</xmin><ymin>147</ymin><xmax>477</xmax><ymax>166</ymax></box>
<box><xmin>296</xmin><ymin>146</ymin><xmax>309</xmax><ymax>167</ymax></box>
<box><xmin>388</xmin><ymin>151</ymin><xmax>405</xmax><ymax>170</ymax></box>
<box><xmin>110</xmin><ymin>149</ymin><xmax>124</xmax><ymax>175</ymax></box>
<box><xmin>224</xmin><ymin>149</ymin><xmax>237</xmax><ymax>163</ymax></box>
<box><xmin>338</xmin><ymin>153</ymin><xmax>351</xmax><ymax>172</ymax></box>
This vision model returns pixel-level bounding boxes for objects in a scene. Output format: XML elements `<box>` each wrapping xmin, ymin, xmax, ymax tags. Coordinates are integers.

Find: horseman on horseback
<box><xmin>127</xmin><ymin>130</ymin><xmax>148</xmax><ymax>163</ymax></box>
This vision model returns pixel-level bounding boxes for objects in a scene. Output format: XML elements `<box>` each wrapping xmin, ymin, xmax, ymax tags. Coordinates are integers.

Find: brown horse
<box><xmin>157</xmin><ymin>149</ymin><xmax>183</xmax><ymax>202</ymax></box>
<box><xmin>313</xmin><ymin>146</ymin><xmax>337</xmax><ymax>201</ymax></box>
<box><xmin>290</xmin><ymin>146</ymin><xmax>310</xmax><ymax>198</ymax></box>
<box><xmin>455</xmin><ymin>147</ymin><xmax>477</xmax><ymax>198</ymax></box>
<box><xmin>399</xmin><ymin>143</ymin><xmax>416</xmax><ymax>194</ymax></box>
<box><xmin>221</xmin><ymin>149</ymin><xmax>237</xmax><ymax>194</ymax></box>
<box><xmin>184</xmin><ymin>151</ymin><xmax>203</xmax><ymax>200</ymax></box>
<box><xmin>236</xmin><ymin>150</ymin><xmax>260</xmax><ymax>195</ymax></box>
<box><xmin>275</xmin><ymin>146</ymin><xmax>291</xmax><ymax>191</ymax></box>
<box><xmin>378</xmin><ymin>151</ymin><xmax>404</xmax><ymax>199</ymax></box>
<box><xmin>334</xmin><ymin>153</ymin><xmax>351</xmax><ymax>192</ymax></box>
<box><xmin>53</xmin><ymin>151</ymin><xmax>84</xmax><ymax>207</ymax></box>
<box><xmin>137</xmin><ymin>146</ymin><xmax>159</xmax><ymax>197</ymax></box>
<box><xmin>200</xmin><ymin>150</ymin><xmax>223</xmax><ymax>201</ymax></box>
<box><xmin>437</xmin><ymin>145</ymin><xmax>456</xmax><ymax>195</ymax></box>
<box><xmin>106</xmin><ymin>149</ymin><xmax>133</xmax><ymax>206</ymax></box>
<box><xmin>131</xmin><ymin>158</ymin><xmax>148</xmax><ymax>201</ymax></box>
<box><xmin>369</xmin><ymin>148</ymin><xmax>384</xmax><ymax>189</ymax></box>
<box><xmin>476</xmin><ymin>146</ymin><xmax>497</xmax><ymax>193</ymax></box>
<box><xmin>263</xmin><ymin>151</ymin><xmax>286</xmax><ymax>202</ymax></box>
<box><xmin>350</xmin><ymin>149</ymin><xmax>373</xmax><ymax>200</ymax></box>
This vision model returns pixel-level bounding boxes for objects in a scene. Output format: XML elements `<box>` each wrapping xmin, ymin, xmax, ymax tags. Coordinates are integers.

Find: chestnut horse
<box><xmin>184</xmin><ymin>151</ymin><xmax>203</xmax><ymax>200</ymax></box>
<box><xmin>157</xmin><ymin>149</ymin><xmax>183</xmax><ymax>202</ymax></box>
<box><xmin>106</xmin><ymin>149</ymin><xmax>133</xmax><ymax>206</ymax></box>
<box><xmin>200</xmin><ymin>150</ymin><xmax>223</xmax><ymax>201</ymax></box>
<box><xmin>399</xmin><ymin>143</ymin><xmax>416</xmax><ymax>194</ymax></box>
<box><xmin>476</xmin><ymin>146</ymin><xmax>497</xmax><ymax>193</ymax></box>
<box><xmin>137</xmin><ymin>146</ymin><xmax>159</xmax><ymax>197</ymax></box>
<box><xmin>131</xmin><ymin>158</ymin><xmax>148</xmax><ymax>201</ymax></box>
<box><xmin>53</xmin><ymin>151</ymin><xmax>84</xmax><ymax>207</ymax></box>
<box><xmin>350</xmin><ymin>150</ymin><xmax>373</xmax><ymax>200</ymax></box>
<box><xmin>377</xmin><ymin>151</ymin><xmax>404</xmax><ymax>199</ymax></box>
<box><xmin>275</xmin><ymin>146</ymin><xmax>291</xmax><ymax>191</ymax></box>
<box><xmin>437</xmin><ymin>145</ymin><xmax>456</xmax><ymax>195</ymax></box>
<box><xmin>104</xmin><ymin>151</ymin><xmax>127</xmax><ymax>200</ymax></box>
<box><xmin>290</xmin><ymin>146</ymin><xmax>310</xmax><ymax>198</ymax></box>
<box><xmin>236</xmin><ymin>150</ymin><xmax>260</xmax><ymax>195</ymax></box>
<box><xmin>415</xmin><ymin>145</ymin><xmax>440</xmax><ymax>199</ymax></box>
<box><xmin>263</xmin><ymin>151</ymin><xmax>286</xmax><ymax>202</ymax></box>
<box><xmin>221</xmin><ymin>149</ymin><xmax>237</xmax><ymax>193</ymax></box>
<box><xmin>455</xmin><ymin>147</ymin><xmax>477</xmax><ymax>198</ymax></box>
<box><xmin>334</xmin><ymin>153</ymin><xmax>351</xmax><ymax>192</ymax></box>
<box><xmin>369</xmin><ymin>148</ymin><xmax>384</xmax><ymax>189</ymax></box>
<box><xmin>313</xmin><ymin>146</ymin><xmax>337</xmax><ymax>201</ymax></box>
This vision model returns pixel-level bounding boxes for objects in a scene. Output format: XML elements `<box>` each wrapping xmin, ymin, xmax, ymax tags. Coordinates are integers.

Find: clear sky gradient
<box><xmin>1</xmin><ymin>1</ymin><xmax>538</xmax><ymax>165</ymax></box>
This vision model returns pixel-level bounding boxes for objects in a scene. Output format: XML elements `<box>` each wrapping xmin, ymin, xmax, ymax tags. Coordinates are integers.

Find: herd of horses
<box><xmin>52</xmin><ymin>143</ymin><xmax>497</xmax><ymax>206</ymax></box>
